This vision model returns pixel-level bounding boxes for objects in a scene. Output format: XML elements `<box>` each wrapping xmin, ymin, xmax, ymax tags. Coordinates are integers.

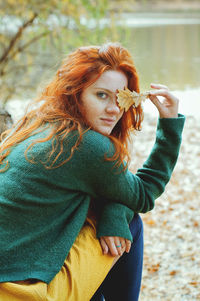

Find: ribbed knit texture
<box><xmin>0</xmin><ymin>114</ymin><xmax>185</xmax><ymax>283</ymax></box>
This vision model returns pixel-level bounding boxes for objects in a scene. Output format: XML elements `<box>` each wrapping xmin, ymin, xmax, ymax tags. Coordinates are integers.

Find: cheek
<box><xmin>81</xmin><ymin>102</ymin><xmax>98</xmax><ymax>125</ymax></box>
<box><xmin>80</xmin><ymin>94</ymin><xmax>92</xmax><ymax>116</ymax></box>
<box><xmin>118</xmin><ymin>110</ymin><xmax>124</xmax><ymax>121</ymax></box>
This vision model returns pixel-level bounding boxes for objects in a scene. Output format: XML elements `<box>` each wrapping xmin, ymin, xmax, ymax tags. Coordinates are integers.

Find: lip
<box><xmin>101</xmin><ymin>118</ymin><xmax>116</xmax><ymax>125</ymax></box>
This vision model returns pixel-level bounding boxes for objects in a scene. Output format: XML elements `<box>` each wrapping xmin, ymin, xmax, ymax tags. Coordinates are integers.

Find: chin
<box><xmin>95</xmin><ymin>127</ymin><xmax>112</xmax><ymax>136</ymax></box>
<box><xmin>102</xmin><ymin>131</ymin><xmax>111</xmax><ymax>136</ymax></box>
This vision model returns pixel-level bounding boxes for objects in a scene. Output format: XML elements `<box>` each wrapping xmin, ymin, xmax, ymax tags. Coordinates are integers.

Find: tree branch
<box><xmin>3</xmin><ymin>61</ymin><xmax>50</xmax><ymax>76</ymax></box>
<box><xmin>10</xmin><ymin>31</ymin><xmax>49</xmax><ymax>60</ymax></box>
<box><xmin>0</xmin><ymin>12</ymin><xmax>38</xmax><ymax>64</ymax></box>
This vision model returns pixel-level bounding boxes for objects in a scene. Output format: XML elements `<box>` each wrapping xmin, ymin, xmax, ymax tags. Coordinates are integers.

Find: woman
<box><xmin>0</xmin><ymin>42</ymin><xmax>185</xmax><ymax>300</ymax></box>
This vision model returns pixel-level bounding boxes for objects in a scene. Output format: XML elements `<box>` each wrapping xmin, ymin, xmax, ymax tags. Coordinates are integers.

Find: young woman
<box><xmin>0</xmin><ymin>43</ymin><xmax>185</xmax><ymax>301</ymax></box>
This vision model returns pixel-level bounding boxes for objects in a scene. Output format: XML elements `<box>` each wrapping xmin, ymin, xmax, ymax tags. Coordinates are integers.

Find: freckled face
<box><xmin>80</xmin><ymin>70</ymin><xmax>128</xmax><ymax>135</ymax></box>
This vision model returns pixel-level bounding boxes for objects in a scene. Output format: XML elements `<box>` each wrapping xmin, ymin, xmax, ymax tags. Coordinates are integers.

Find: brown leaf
<box><xmin>145</xmin><ymin>219</ymin><xmax>156</xmax><ymax>226</ymax></box>
<box><xmin>193</xmin><ymin>221</ymin><xmax>199</xmax><ymax>227</ymax></box>
<box><xmin>189</xmin><ymin>282</ymin><xmax>198</xmax><ymax>286</ymax></box>
<box><xmin>148</xmin><ymin>263</ymin><xmax>160</xmax><ymax>273</ymax></box>
<box><xmin>116</xmin><ymin>87</ymin><xmax>150</xmax><ymax>112</ymax></box>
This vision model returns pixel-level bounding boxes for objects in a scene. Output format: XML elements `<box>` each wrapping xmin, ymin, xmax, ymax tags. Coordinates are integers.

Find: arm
<box><xmin>79</xmin><ymin>113</ymin><xmax>185</xmax><ymax>213</ymax></box>
<box><xmin>96</xmin><ymin>202</ymin><xmax>134</xmax><ymax>241</ymax></box>
<box><xmin>63</xmin><ymin>86</ymin><xmax>185</xmax><ymax>217</ymax></box>
<box><xmin>95</xmin><ymin>85</ymin><xmax>185</xmax><ymax>255</ymax></box>
<box><xmin>96</xmin><ymin>202</ymin><xmax>133</xmax><ymax>256</ymax></box>
<box><xmin>95</xmin><ymin>112</ymin><xmax>184</xmax><ymax>255</ymax></box>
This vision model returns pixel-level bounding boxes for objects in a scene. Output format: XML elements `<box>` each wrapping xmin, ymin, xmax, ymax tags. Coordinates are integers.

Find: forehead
<box><xmin>92</xmin><ymin>70</ymin><xmax>128</xmax><ymax>92</ymax></box>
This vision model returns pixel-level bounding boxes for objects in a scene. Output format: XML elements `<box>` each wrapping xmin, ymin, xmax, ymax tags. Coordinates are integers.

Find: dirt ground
<box><xmin>130</xmin><ymin>113</ymin><xmax>200</xmax><ymax>300</ymax></box>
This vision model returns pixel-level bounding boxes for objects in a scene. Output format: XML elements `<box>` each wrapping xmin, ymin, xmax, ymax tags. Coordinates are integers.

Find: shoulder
<box><xmin>71</xmin><ymin>130</ymin><xmax>116</xmax><ymax>165</ymax></box>
<box><xmin>81</xmin><ymin>130</ymin><xmax>113</xmax><ymax>151</ymax></box>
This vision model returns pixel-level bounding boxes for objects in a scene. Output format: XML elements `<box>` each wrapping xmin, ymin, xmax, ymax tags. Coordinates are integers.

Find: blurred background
<box><xmin>0</xmin><ymin>0</ymin><xmax>200</xmax><ymax>122</ymax></box>
<box><xmin>0</xmin><ymin>1</ymin><xmax>200</xmax><ymax>300</ymax></box>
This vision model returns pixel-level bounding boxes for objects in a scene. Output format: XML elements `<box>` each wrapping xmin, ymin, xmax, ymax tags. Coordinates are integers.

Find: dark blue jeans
<box><xmin>90</xmin><ymin>214</ymin><xmax>144</xmax><ymax>301</ymax></box>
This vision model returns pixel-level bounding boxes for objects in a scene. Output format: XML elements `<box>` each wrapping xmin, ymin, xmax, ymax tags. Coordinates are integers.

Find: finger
<box><xmin>119</xmin><ymin>238</ymin><xmax>126</xmax><ymax>249</ymax></box>
<box><xmin>119</xmin><ymin>238</ymin><xmax>126</xmax><ymax>254</ymax></box>
<box><xmin>149</xmin><ymin>93</ymin><xmax>179</xmax><ymax>118</ymax></box>
<box><xmin>149</xmin><ymin>90</ymin><xmax>179</xmax><ymax>104</ymax></box>
<box><xmin>148</xmin><ymin>94</ymin><xmax>164</xmax><ymax>112</ymax></box>
<box><xmin>115</xmin><ymin>237</ymin><xmax>123</xmax><ymax>256</ymax></box>
<box><xmin>125</xmin><ymin>239</ymin><xmax>132</xmax><ymax>253</ymax></box>
<box><xmin>149</xmin><ymin>89</ymin><xmax>171</xmax><ymax>98</ymax></box>
<box><xmin>150</xmin><ymin>83</ymin><xmax>169</xmax><ymax>90</ymax></box>
<box><xmin>99</xmin><ymin>237</ymin><xmax>109</xmax><ymax>255</ymax></box>
<box><xmin>150</xmin><ymin>88</ymin><xmax>179</xmax><ymax>101</ymax></box>
<box><xmin>104</xmin><ymin>237</ymin><xmax>119</xmax><ymax>256</ymax></box>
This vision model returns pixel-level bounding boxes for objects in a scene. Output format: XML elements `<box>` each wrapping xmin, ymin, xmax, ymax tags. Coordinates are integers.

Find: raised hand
<box><xmin>149</xmin><ymin>83</ymin><xmax>179</xmax><ymax>118</ymax></box>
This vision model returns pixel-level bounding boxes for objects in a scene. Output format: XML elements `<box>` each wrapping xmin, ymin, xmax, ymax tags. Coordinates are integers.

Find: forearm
<box><xmin>132</xmin><ymin>114</ymin><xmax>185</xmax><ymax>212</ymax></box>
<box><xmin>67</xmin><ymin>114</ymin><xmax>185</xmax><ymax>216</ymax></box>
<box><xmin>95</xmin><ymin>202</ymin><xmax>134</xmax><ymax>241</ymax></box>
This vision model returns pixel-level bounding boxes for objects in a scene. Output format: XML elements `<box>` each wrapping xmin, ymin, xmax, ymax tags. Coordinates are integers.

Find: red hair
<box><xmin>0</xmin><ymin>42</ymin><xmax>143</xmax><ymax>171</ymax></box>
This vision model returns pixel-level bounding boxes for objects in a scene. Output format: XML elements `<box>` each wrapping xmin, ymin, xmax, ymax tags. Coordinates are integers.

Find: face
<box><xmin>80</xmin><ymin>70</ymin><xmax>128</xmax><ymax>135</ymax></box>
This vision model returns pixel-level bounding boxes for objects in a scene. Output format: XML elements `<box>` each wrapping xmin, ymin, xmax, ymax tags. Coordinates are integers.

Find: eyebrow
<box><xmin>93</xmin><ymin>87</ymin><xmax>115</xmax><ymax>94</ymax></box>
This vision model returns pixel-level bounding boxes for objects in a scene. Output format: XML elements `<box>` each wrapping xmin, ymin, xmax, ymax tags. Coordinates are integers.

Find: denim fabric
<box><xmin>90</xmin><ymin>214</ymin><xmax>144</xmax><ymax>301</ymax></box>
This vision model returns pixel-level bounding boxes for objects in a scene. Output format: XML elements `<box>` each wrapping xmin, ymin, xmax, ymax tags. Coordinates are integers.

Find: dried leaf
<box><xmin>189</xmin><ymin>281</ymin><xmax>198</xmax><ymax>286</ymax></box>
<box><xmin>116</xmin><ymin>87</ymin><xmax>150</xmax><ymax>112</ymax></box>
<box><xmin>146</xmin><ymin>219</ymin><xmax>156</xmax><ymax>226</ymax></box>
<box><xmin>193</xmin><ymin>221</ymin><xmax>199</xmax><ymax>227</ymax></box>
<box><xmin>147</xmin><ymin>263</ymin><xmax>160</xmax><ymax>273</ymax></box>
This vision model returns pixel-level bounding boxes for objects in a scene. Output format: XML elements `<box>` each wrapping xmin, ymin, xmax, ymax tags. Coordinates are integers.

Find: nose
<box><xmin>106</xmin><ymin>99</ymin><xmax>121</xmax><ymax>115</ymax></box>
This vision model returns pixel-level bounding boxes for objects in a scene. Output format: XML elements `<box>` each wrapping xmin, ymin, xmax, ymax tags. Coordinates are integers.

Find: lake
<box><xmin>116</xmin><ymin>13</ymin><xmax>200</xmax><ymax>117</ymax></box>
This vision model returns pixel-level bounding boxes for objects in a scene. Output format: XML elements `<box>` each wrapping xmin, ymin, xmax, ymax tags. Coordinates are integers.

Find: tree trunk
<box><xmin>0</xmin><ymin>108</ymin><xmax>13</xmax><ymax>136</ymax></box>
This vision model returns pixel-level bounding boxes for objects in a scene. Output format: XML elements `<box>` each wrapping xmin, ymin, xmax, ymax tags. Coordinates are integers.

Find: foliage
<box><xmin>0</xmin><ymin>0</ymin><xmax>114</xmax><ymax>104</ymax></box>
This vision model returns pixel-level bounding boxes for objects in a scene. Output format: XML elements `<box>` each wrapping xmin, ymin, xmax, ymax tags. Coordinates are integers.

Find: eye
<box><xmin>96</xmin><ymin>91</ymin><xmax>108</xmax><ymax>99</ymax></box>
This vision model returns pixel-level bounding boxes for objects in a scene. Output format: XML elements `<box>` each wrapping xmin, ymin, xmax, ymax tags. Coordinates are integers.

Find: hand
<box><xmin>99</xmin><ymin>236</ymin><xmax>131</xmax><ymax>256</ymax></box>
<box><xmin>149</xmin><ymin>83</ymin><xmax>179</xmax><ymax>118</ymax></box>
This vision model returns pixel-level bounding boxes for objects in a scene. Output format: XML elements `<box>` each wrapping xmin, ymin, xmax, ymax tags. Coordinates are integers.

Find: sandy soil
<box><xmin>130</xmin><ymin>113</ymin><xmax>200</xmax><ymax>300</ymax></box>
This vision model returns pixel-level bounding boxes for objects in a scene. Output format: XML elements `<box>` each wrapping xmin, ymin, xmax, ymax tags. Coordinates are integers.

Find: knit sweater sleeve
<box><xmin>96</xmin><ymin>202</ymin><xmax>134</xmax><ymax>241</ymax></box>
<box><xmin>67</xmin><ymin>114</ymin><xmax>185</xmax><ymax>216</ymax></box>
<box><xmin>94</xmin><ymin>114</ymin><xmax>185</xmax><ymax>240</ymax></box>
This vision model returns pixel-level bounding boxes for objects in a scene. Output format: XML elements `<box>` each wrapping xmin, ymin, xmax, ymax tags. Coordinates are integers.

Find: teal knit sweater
<box><xmin>0</xmin><ymin>114</ymin><xmax>185</xmax><ymax>283</ymax></box>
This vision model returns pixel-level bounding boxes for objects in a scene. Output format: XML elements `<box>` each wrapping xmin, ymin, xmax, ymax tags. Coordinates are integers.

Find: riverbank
<box><xmin>130</xmin><ymin>113</ymin><xmax>200</xmax><ymax>300</ymax></box>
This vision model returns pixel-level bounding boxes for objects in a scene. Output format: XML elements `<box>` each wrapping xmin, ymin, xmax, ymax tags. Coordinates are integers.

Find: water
<box><xmin>124</xmin><ymin>23</ymin><xmax>200</xmax><ymax>90</ymax></box>
<box><xmin>118</xmin><ymin>14</ymin><xmax>200</xmax><ymax>117</ymax></box>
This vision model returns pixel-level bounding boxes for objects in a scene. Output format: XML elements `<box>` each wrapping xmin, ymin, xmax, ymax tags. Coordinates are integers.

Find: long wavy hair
<box><xmin>0</xmin><ymin>42</ymin><xmax>143</xmax><ymax>171</ymax></box>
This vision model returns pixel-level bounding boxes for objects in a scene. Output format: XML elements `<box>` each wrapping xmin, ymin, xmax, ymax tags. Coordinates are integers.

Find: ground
<box><xmin>130</xmin><ymin>114</ymin><xmax>200</xmax><ymax>300</ymax></box>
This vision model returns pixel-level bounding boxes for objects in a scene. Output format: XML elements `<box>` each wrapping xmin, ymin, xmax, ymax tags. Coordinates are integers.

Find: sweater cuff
<box><xmin>96</xmin><ymin>203</ymin><xmax>134</xmax><ymax>242</ymax></box>
<box><xmin>158</xmin><ymin>113</ymin><xmax>185</xmax><ymax>137</ymax></box>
